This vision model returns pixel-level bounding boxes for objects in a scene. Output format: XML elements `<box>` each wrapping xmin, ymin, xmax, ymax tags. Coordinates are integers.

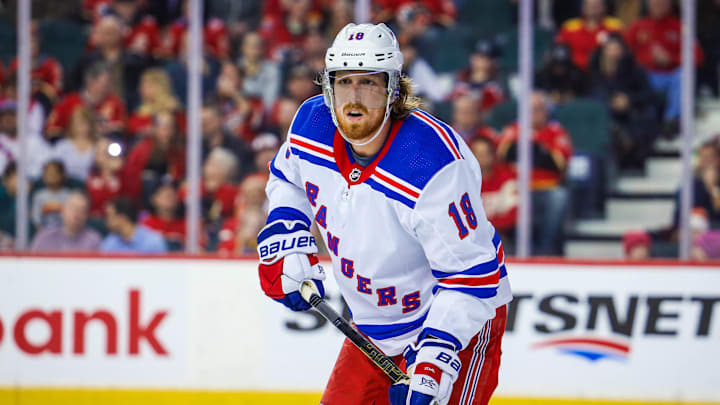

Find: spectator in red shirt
<box><xmin>449</xmin><ymin>40</ymin><xmax>505</xmax><ymax>114</ymax></box>
<box><xmin>470</xmin><ymin>136</ymin><xmax>518</xmax><ymax>248</ymax></box>
<box><xmin>164</xmin><ymin>11</ymin><xmax>230</xmax><ymax>61</ymax></box>
<box><xmin>83</xmin><ymin>0</ymin><xmax>111</xmax><ymax>21</ymax></box>
<box><xmin>624</xmin><ymin>0</ymin><xmax>704</xmax><ymax>130</ymax></box>
<box><xmin>555</xmin><ymin>0</ymin><xmax>623</xmax><ymax>71</ymax></box>
<box><xmin>498</xmin><ymin>92</ymin><xmax>573</xmax><ymax>255</ymax></box>
<box><xmin>215</xmin><ymin>62</ymin><xmax>264</xmax><ymax>143</ymax></box>
<box><xmin>46</xmin><ymin>62</ymin><xmax>127</xmax><ymax>141</ymax></box>
<box><xmin>110</xmin><ymin>0</ymin><xmax>163</xmax><ymax>58</ymax></box>
<box><xmin>375</xmin><ymin>0</ymin><xmax>456</xmax><ymax>28</ymax></box>
<box><xmin>71</xmin><ymin>14</ymin><xmax>152</xmax><ymax>111</ymax></box>
<box><xmin>141</xmin><ymin>180</ymin><xmax>187</xmax><ymax>251</ymax></box>
<box><xmin>123</xmin><ymin>111</ymin><xmax>186</xmax><ymax>202</ymax></box>
<box><xmin>451</xmin><ymin>93</ymin><xmax>498</xmax><ymax>143</ymax></box>
<box><xmin>86</xmin><ymin>137</ymin><xmax>125</xmax><ymax>217</ymax></box>
<box><xmin>127</xmin><ymin>68</ymin><xmax>183</xmax><ymax>138</ymax></box>
<box><xmin>9</xmin><ymin>23</ymin><xmax>63</xmax><ymax>107</ymax></box>
<box><xmin>258</xmin><ymin>0</ymin><xmax>323</xmax><ymax>61</ymax></box>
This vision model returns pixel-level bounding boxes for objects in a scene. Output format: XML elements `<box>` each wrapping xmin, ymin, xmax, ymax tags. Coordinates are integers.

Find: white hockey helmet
<box><xmin>323</xmin><ymin>23</ymin><xmax>404</xmax><ymax>146</ymax></box>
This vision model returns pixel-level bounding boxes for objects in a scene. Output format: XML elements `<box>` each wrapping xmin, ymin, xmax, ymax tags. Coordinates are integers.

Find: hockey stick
<box><xmin>300</xmin><ymin>281</ymin><xmax>410</xmax><ymax>385</ymax></box>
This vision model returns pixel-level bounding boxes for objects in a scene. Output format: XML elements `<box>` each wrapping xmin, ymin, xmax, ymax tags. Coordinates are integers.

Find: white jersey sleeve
<box><xmin>265</xmin><ymin>140</ymin><xmax>314</xmax><ymax>227</ymax></box>
<box><xmin>409</xmin><ymin>157</ymin><xmax>509</xmax><ymax>350</ymax></box>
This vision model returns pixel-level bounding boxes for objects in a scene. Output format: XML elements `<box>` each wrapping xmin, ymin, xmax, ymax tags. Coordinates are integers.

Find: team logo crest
<box><xmin>349</xmin><ymin>168</ymin><xmax>362</xmax><ymax>182</ymax></box>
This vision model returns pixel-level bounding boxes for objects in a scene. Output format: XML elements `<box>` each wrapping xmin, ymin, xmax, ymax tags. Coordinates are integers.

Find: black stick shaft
<box><xmin>302</xmin><ymin>283</ymin><xmax>409</xmax><ymax>384</ymax></box>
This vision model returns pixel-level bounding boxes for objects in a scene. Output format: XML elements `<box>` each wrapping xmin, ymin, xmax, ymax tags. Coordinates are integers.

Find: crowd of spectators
<box><xmin>0</xmin><ymin>0</ymin><xmax>718</xmax><ymax>258</ymax></box>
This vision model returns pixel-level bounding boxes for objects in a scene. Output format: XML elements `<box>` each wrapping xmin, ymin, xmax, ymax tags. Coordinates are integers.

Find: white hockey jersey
<box><xmin>266</xmin><ymin>95</ymin><xmax>512</xmax><ymax>355</ymax></box>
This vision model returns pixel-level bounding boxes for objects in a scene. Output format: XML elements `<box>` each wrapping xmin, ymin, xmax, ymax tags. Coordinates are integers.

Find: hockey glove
<box><xmin>257</xmin><ymin>219</ymin><xmax>325</xmax><ymax>311</ymax></box>
<box><xmin>388</xmin><ymin>338</ymin><xmax>461</xmax><ymax>405</ymax></box>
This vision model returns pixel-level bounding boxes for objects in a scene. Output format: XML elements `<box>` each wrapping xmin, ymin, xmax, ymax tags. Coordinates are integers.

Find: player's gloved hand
<box><xmin>388</xmin><ymin>338</ymin><xmax>461</xmax><ymax>405</ymax></box>
<box><xmin>257</xmin><ymin>219</ymin><xmax>326</xmax><ymax>311</ymax></box>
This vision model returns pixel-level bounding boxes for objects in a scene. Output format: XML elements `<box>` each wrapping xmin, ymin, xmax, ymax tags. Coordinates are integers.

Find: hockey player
<box><xmin>257</xmin><ymin>23</ymin><xmax>511</xmax><ymax>405</ymax></box>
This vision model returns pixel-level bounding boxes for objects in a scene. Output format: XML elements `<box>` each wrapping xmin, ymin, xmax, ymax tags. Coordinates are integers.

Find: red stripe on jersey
<box><xmin>415</xmin><ymin>362</ymin><xmax>443</xmax><ymax>382</ymax></box>
<box><xmin>290</xmin><ymin>137</ymin><xmax>334</xmax><ymax>158</ymax></box>
<box><xmin>497</xmin><ymin>243</ymin><xmax>505</xmax><ymax>265</ymax></box>
<box><xmin>373</xmin><ymin>171</ymin><xmax>420</xmax><ymax>199</ymax></box>
<box><xmin>438</xmin><ymin>271</ymin><xmax>500</xmax><ymax>287</ymax></box>
<box><xmin>414</xmin><ymin>111</ymin><xmax>461</xmax><ymax>160</ymax></box>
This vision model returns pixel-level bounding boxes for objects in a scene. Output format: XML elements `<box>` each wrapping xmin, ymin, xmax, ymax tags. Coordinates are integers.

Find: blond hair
<box><xmin>68</xmin><ymin>107</ymin><xmax>97</xmax><ymax>141</ymax></box>
<box><xmin>138</xmin><ymin>68</ymin><xmax>179</xmax><ymax>115</ymax></box>
<box><xmin>390</xmin><ymin>75</ymin><xmax>422</xmax><ymax>121</ymax></box>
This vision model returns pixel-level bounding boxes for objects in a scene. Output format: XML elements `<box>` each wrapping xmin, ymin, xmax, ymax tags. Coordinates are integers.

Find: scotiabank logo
<box><xmin>507</xmin><ymin>293</ymin><xmax>720</xmax><ymax>362</ymax></box>
<box><xmin>0</xmin><ymin>289</ymin><xmax>168</xmax><ymax>356</ymax></box>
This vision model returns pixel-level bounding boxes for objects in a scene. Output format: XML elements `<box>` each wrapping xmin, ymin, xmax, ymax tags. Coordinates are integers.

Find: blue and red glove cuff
<box><xmin>272</xmin><ymin>279</ymin><xmax>325</xmax><ymax>312</ymax></box>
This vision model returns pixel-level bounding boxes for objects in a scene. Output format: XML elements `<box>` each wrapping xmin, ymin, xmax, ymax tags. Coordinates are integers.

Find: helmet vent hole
<box><xmin>358</xmin><ymin>62</ymin><xmax>363</xmax><ymax>66</ymax></box>
<box><xmin>343</xmin><ymin>62</ymin><xmax>348</xmax><ymax>66</ymax></box>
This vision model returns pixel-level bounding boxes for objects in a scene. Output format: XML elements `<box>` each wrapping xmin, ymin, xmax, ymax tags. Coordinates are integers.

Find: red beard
<box><xmin>336</xmin><ymin>103</ymin><xmax>384</xmax><ymax>141</ymax></box>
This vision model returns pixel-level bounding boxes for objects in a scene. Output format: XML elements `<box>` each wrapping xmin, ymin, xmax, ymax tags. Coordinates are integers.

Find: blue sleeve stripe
<box><xmin>432</xmin><ymin>285</ymin><xmax>498</xmax><ymax>299</ymax></box>
<box><xmin>365</xmin><ymin>178</ymin><xmax>416</xmax><ymax>209</ymax></box>
<box><xmin>291</xmin><ymin>148</ymin><xmax>339</xmax><ymax>173</ymax></box>
<box><xmin>257</xmin><ymin>220</ymin><xmax>309</xmax><ymax>244</ymax></box>
<box><xmin>417</xmin><ymin>327</ymin><xmax>462</xmax><ymax>351</ymax></box>
<box><xmin>266</xmin><ymin>207</ymin><xmax>311</xmax><ymax>227</ymax></box>
<box><xmin>500</xmin><ymin>264</ymin><xmax>508</xmax><ymax>278</ymax></box>
<box><xmin>492</xmin><ymin>231</ymin><xmax>502</xmax><ymax>250</ymax></box>
<box><xmin>269</xmin><ymin>155</ymin><xmax>290</xmax><ymax>183</ymax></box>
<box><xmin>355</xmin><ymin>311</ymin><xmax>428</xmax><ymax>340</ymax></box>
<box><xmin>431</xmin><ymin>258</ymin><xmax>499</xmax><ymax>279</ymax></box>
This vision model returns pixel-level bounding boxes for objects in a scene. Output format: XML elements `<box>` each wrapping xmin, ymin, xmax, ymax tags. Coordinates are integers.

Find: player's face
<box><xmin>333</xmin><ymin>71</ymin><xmax>388</xmax><ymax>142</ymax></box>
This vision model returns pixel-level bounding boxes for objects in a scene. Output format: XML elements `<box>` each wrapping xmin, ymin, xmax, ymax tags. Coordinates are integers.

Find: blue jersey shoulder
<box><xmin>378</xmin><ymin>110</ymin><xmax>463</xmax><ymax>192</ymax></box>
<box><xmin>289</xmin><ymin>95</ymin><xmax>335</xmax><ymax>147</ymax></box>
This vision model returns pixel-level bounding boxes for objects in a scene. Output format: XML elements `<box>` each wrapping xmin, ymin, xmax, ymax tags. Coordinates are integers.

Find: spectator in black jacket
<box><xmin>68</xmin><ymin>15</ymin><xmax>153</xmax><ymax>112</ymax></box>
<box><xmin>535</xmin><ymin>43</ymin><xmax>588</xmax><ymax>104</ymax></box>
<box><xmin>588</xmin><ymin>33</ymin><xmax>661</xmax><ymax>170</ymax></box>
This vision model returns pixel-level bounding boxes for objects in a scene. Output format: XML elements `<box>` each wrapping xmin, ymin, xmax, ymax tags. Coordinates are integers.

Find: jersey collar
<box><xmin>333</xmin><ymin>120</ymin><xmax>403</xmax><ymax>187</ymax></box>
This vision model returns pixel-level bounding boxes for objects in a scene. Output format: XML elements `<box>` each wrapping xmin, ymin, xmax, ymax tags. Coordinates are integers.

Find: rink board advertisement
<box><xmin>0</xmin><ymin>256</ymin><xmax>719</xmax><ymax>404</ymax></box>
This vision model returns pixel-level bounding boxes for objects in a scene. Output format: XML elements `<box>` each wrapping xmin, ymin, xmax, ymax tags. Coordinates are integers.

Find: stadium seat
<box><xmin>0</xmin><ymin>19</ymin><xmax>17</xmax><ymax>66</ymax></box>
<box><xmin>554</xmin><ymin>98</ymin><xmax>610</xmax><ymax>153</ymax></box>
<box><xmin>38</xmin><ymin>20</ymin><xmax>89</xmax><ymax>74</ymax></box>
<box><xmin>495</xmin><ymin>26</ymin><xmax>554</xmax><ymax>74</ymax></box>
<box><xmin>554</xmin><ymin>98</ymin><xmax>611</xmax><ymax>219</ymax></box>
<box><xmin>426</xmin><ymin>26</ymin><xmax>472</xmax><ymax>73</ymax></box>
<box><xmin>486</xmin><ymin>99</ymin><xmax>517</xmax><ymax>132</ymax></box>
<box><xmin>457</xmin><ymin>0</ymin><xmax>513</xmax><ymax>42</ymax></box>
